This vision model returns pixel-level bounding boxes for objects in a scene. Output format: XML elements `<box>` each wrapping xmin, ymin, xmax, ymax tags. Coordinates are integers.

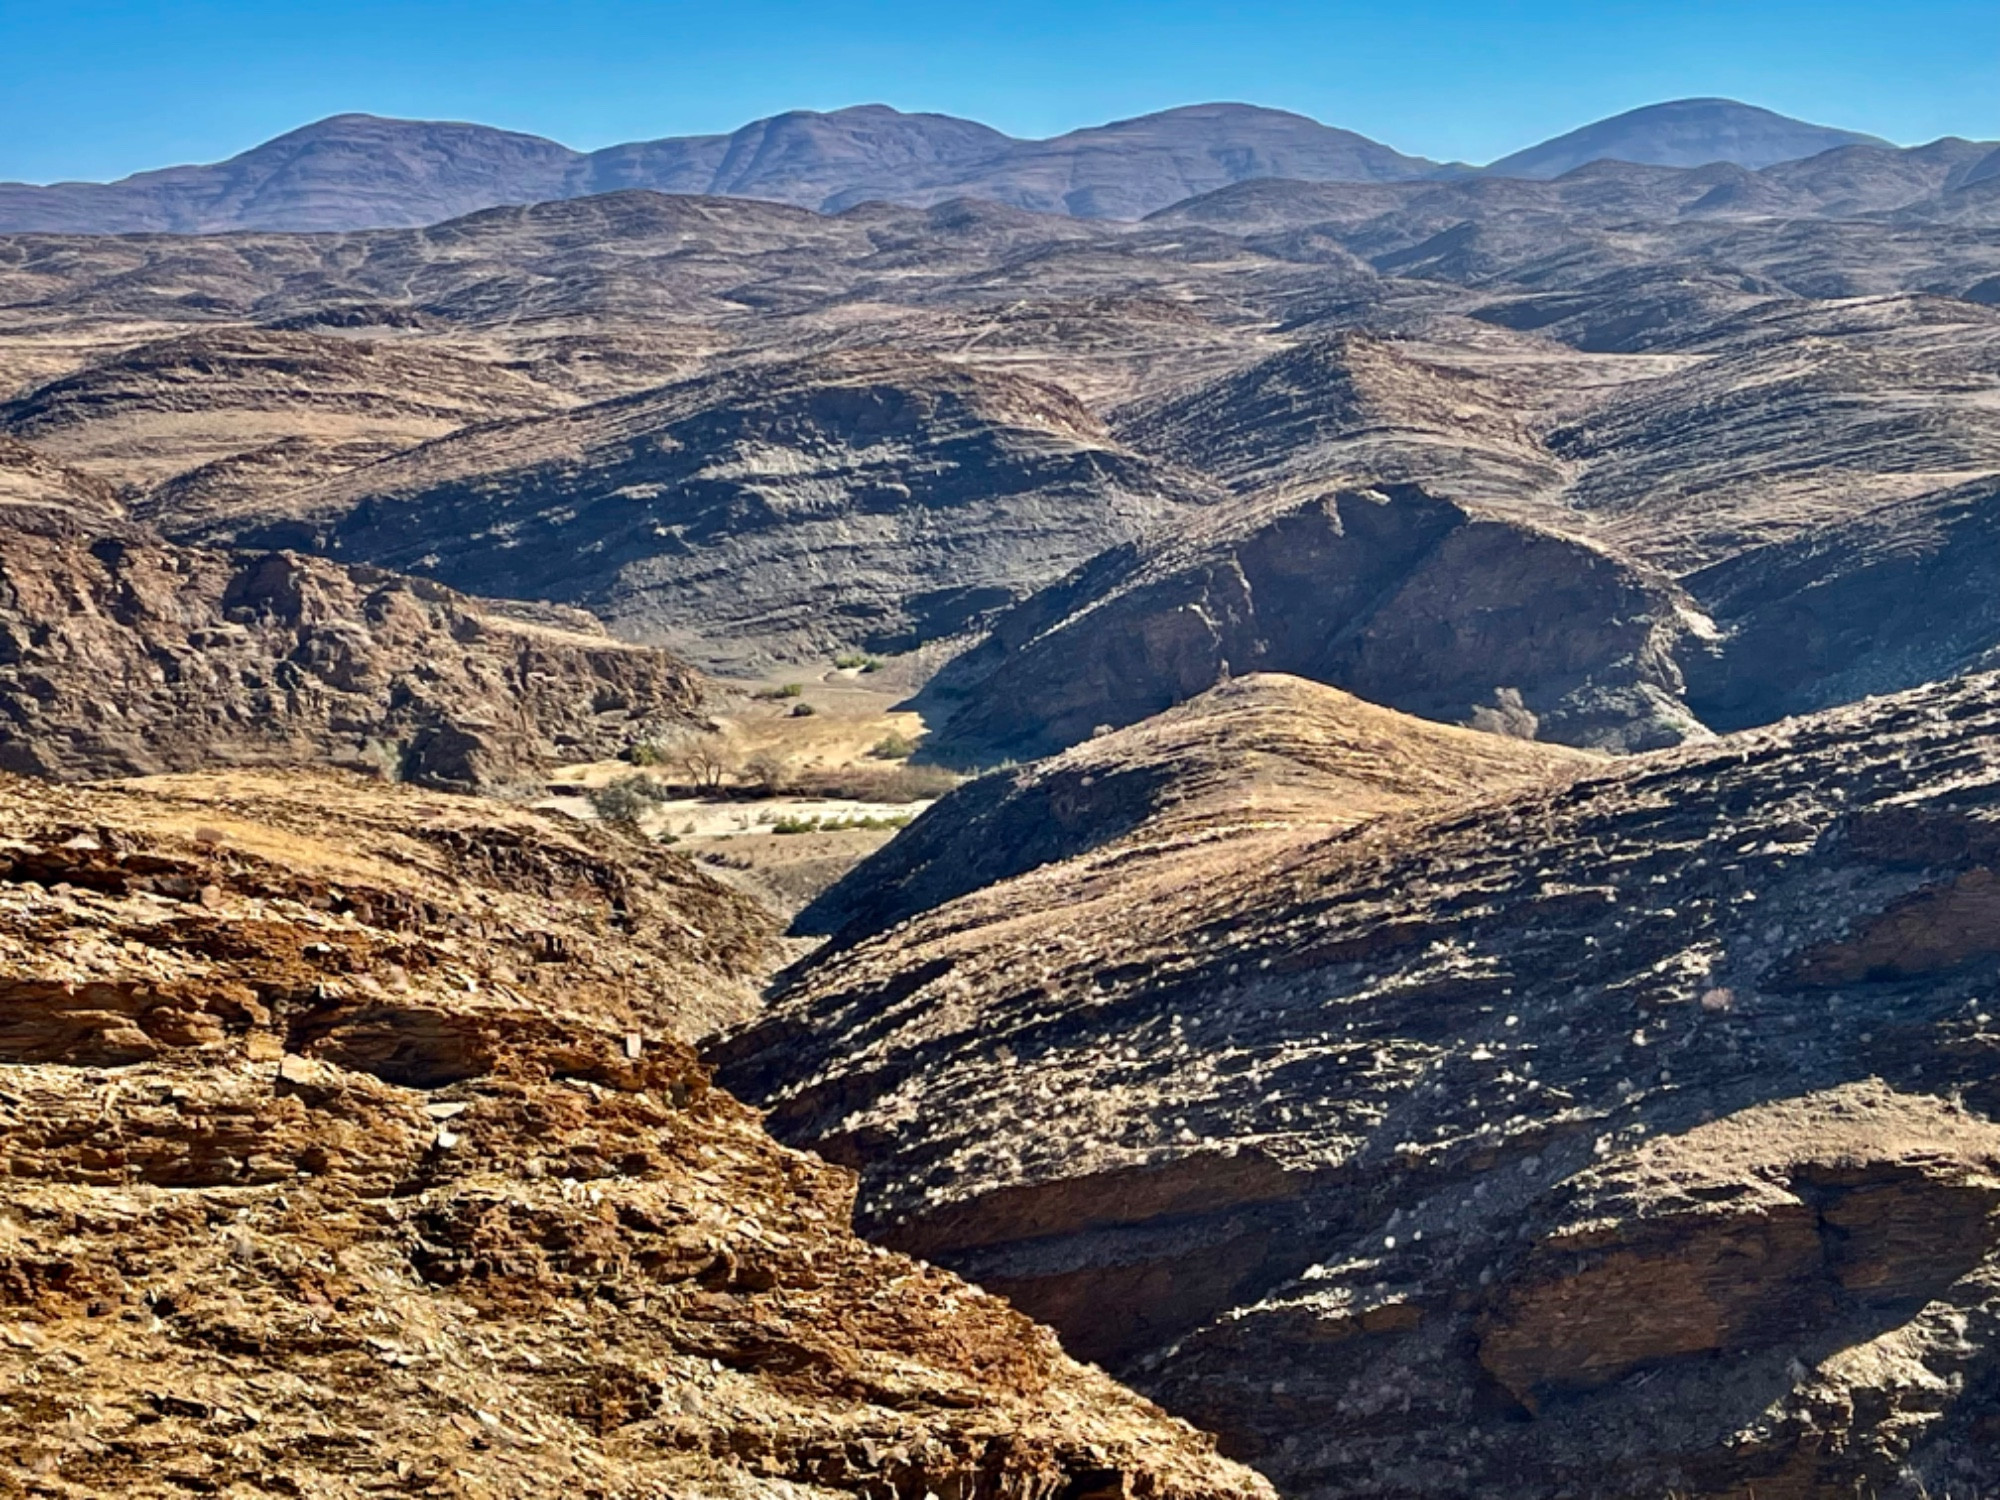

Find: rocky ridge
<box><xmin>0</xmin><ymin>505</ymin><xmax>705</xmax><ymax>789</ymax></box>
<box><xmin>0</xmin><ymin>769</ymin><xmax>1268</xmax><ymax>1500</ymax></box>
<box><xmin>797</xmin><ymin>672</ymin><xmax>1592</xmax><ymax>949</ymax></box>
<box><xmin>188</xmin><ymin>349</ymin><xmax>1216</xmax><ymax>667</ymax></box>
<box><xmin>927</xmin><ymin>483</ymin><xmax>1708</xmax><ymax>762</ymax></box>
<box><xmin>721</xmin><ymin>667</ymin><xmax>2000</xmax><ymax>1498</ymax></box>
<box><xmin>1</xmin><ymin>326</ymin><xmax>567</xmax><ymax>496</ymax></box>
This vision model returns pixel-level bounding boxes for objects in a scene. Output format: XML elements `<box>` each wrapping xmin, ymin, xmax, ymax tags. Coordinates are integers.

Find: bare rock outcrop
<box><xmin>927</xmin><ymin>483</ymin><xmax>1707</xmax><ymax>762</ymax></box>
<box><xmin>0</xmin><ymin>769</ymin><xmax>1268</xmax><ymax>1500</ymax></box>
<box><xmin>0</xmin><ymin>437</ymin><xmax>123</xmax><ymax>524</ymax></box>
<box><xmin>722</xmin><ymin>668</ymin><xmax>2000</xmax><ymax>1498</ymax></box>
<box><xmin>1113</xmin><ymin>328</ymin><xmax>1567</xmax><ymax>509</ymax></box>
<box><xmin>191</xmin><ymin>349</ymin><xmax>1216</xmax><ymax>669</ymax></box>
<box><xmin>2</xmin><ymin>326</ymin><xmax>566</xmax><ymax>495</ymax></box>
<box><xmin>0</xmin><ymin>509</ymin><xmax>704</xmax><ymax>789</ymax></box>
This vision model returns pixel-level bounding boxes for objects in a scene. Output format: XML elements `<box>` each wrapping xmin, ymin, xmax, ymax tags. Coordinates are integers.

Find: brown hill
<box><xmin>796</xmin><ymin>672</ymin><xmax>1593</xmax><ymax>948</ymax></box>
<box><xmin>0</xmin><ymin>436</ymin><xmax>122</xmax><ymax>523</ymax></box>
<box><xmin>1</xmin><ymin>326</ymin><xmax>566</xmax><ymax>498</ymax></box>
<box><xmin>926</xmin><ymin>483</ymin><xmax>1707</xmax><ymax>762</ymax></box>
<box><xmin>1112</xmin><ymin>327</ymin><xmax>1569</xmax><ymax>510</ymax></box>
<box><xmin>0</xmin><ymin>768</ymin><xmax>1267</xmax><ymax>1499</ymax></box>
<box><xmin>0</xmin><ymin>508</ymin><xmax>701</xmax><ymax>789</ymax></box>
<box><xmin>184</xmin><ymin>349</ymin><xmax>1217</xmax><ymax>668</ymax></box>
<box><xmin>721</xmin><ymin>667</ymin><xmax>2000</xmax><ymax>1499</ymax></box>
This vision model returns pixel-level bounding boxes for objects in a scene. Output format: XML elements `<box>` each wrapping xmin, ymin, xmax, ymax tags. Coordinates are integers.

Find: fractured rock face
<box><xmin>0</xmin><ymin>509</ymin><xmax>704</xmax><ymax>789</ymax></box>
<box><xmin>0</xmin><ymin>437</ymin><xmax>124</xmax><ymax>524</ymax></box>
<box><xmin>722</xmin><ymin>669</ymin><xmax>2000</xmax><ymax>1498</ymax></box>
<box><xmin>0</xmin><ymin>770</ymin><xmax>1268</xmax><ymax>1500</ymax></box>
<box><xmin>928</xmin><ymin>483</ymin><xmax>1707</xmax><ymax>763</ymax></box>
<box><xmin>193</xmin><ymin>348</ymin><xmax>1216</xmax><ymax>669</ymax></box>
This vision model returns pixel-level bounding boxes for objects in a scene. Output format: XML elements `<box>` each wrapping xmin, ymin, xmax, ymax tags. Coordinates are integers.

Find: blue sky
<box><xmin>4</xmin><ymin>0</ymin><xmax>1999</xmax><ymax>182</ymax></box>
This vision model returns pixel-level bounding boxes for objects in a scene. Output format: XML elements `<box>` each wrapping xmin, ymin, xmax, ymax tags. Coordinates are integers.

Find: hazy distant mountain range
<box><xmin>0</xmin><ymin>97</ymin><xmax>1949</xmax><ymax>234</ymax></box>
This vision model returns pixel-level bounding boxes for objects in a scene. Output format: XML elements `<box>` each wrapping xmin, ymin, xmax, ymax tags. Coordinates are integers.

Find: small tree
<box><xmin>680</xmin><ymin>739</ymin><xmax>733</xmax><ymax>792</ymax></box>
<box><xmin>743</xmin><ymin>752</ymin><xmax>791</xmax><ymax>794</ymax></box>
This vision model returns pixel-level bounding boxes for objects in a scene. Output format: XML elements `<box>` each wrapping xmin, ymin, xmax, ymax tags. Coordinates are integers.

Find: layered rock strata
<box><xmin>723</xmin><ymin>669</ymin><xmax>2000</xmax><ymax>1498</ymax></box>
<box><xmin>0</xmin><ymin>769</ymin><xmax>1268</xmax><ymax>1500</ymax></box>
<box><xmin>0</xmin><ymin>509</ymin><xmax>704</xmax><ymax>789</ymax></box>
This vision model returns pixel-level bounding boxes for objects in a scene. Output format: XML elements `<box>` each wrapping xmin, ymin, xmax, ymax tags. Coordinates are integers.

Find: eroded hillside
<box><xmin>721</xmin><ymin>670</ymin><xmax>2000</xmax><ymax>1498</ymax></box>
<box><xmin>0</xmin><ymin>769</ymin><xmax>1268</xmax><ymax>1500</ymax></box>
<box><xmin>0</xmin><ymin>503</ymin><xmax>704</xmax><ymax>789</ymax></box>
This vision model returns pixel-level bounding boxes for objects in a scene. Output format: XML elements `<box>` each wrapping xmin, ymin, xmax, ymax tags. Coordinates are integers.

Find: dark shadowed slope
<box><xmin>927</xmin><ymin>483</ymin><xmax>1707</xmax><ymax>763</ymax></box>
<box><xmin>721</xmin><ymin>667</ymin><xmax>2000</xmax><ymax>1499</ymax></box>
<box><xmin>173</xmin><ymin>349</ymin><xmax>1218</xmax><ymax>668</ymax></box>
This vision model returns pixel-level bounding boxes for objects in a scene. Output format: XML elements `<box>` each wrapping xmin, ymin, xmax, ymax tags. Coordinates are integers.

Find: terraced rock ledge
<box><xmin>0</xmin><ymin>769</ymin><xmax>1268</xmax><ymax>1500</ymax></box>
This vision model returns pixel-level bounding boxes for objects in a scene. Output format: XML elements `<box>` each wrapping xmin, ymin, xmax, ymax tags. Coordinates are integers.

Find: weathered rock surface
<box><xmin>1</xmin><ymin>326</ymin><xmax>566</xmax><ymax>497</ymax></box>
<box><xmin>1685</xmin><ymin>476</ymin><xmax>2000</xmax><ymax>728</ymax></box>
<box><xmin>1113</xmin><ymin>328</ymin><xmax>1572</xmax><ymax>509</ymax></box>
<box><xmin>195</xmin><ymin>350</ymin><xmax>1214</xmax><ymax>668</ymax></box>
<box><xmin>0</xmin><ymin>437</ymin><xmax>122</xmax><ymax>523</ymax></box>
<box><xmin>1548</xmin><ymin>299</ymin><xmax>2000</xmax><ymax>572</ymax></box>
<box><xmin>0</xmin><ymin>769</ymin><xmax>1267</xmax><ymax>1499</ymax></box>
<box><xmin>798</xmin><ymin>673</ymin><xmax>1591</xmax><ymax>949</ymax></box>
<box><xmin>0</xmin><ymin>509</ymin><xmax>704</xmax><ymax>789</ymax></box>
<box><xmin>927</xmin><ymin>484</ymin><xmax>1707</xmax><ymax>762</ymax></box>
<box><xmin>722</xmin><ymin>668</ymin><xmax>2000</xmax><ymax>1498</ymax></box>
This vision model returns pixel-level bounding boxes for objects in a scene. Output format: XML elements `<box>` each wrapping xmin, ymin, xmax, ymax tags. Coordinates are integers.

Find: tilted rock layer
<box><xmin>0</xmin><ymin>508</ymin><xmax>705</xmax><ymax>789</ymax></box>
<box><xmin>928</xmin><ymin>484</ymin><xmax>1706</xmax><ymax>761</ymax></box>
<box><xmin>722</xmin><ymin>669</ymin><xmax>2000</xmax><ymax>1499</ymax></box>
<box><xmin>0</xmin><ymin>770</ymin><xmax>1267</xmax><ymax>1500</ymax></box>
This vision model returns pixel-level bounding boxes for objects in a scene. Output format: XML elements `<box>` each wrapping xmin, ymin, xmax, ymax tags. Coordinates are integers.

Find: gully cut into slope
<box><xmin>187</xmin><ymin>349</ymin><xmax>1215</xmax><ymax>669</ymax></box>
<box><xmin>721</xmin><ymin>668</ymin><xmax>2000</xmax><ymax>1499</ymax></box>
<box><xmin>0</xmin><ymin>769</ymin><xmax>1268</xmax><ymax>1500</ymax></box>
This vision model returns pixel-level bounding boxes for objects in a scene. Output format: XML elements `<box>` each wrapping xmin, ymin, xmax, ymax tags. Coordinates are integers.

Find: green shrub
<box><xmin>771</xmin><ymin>812</ymin><xmax>915</xmax><ymax>835</ymax></box>
<box><xmin>868</xmin><ymin>731</ymin><xmax>918</xmax><ymax>760</ymax></box>
<box><xmin>756</xmin><ymin>682</ymin><xmax>804</xmax><ymax>700</ymax></box>
<box><xmin>588</xmin><ymin>773</ymin><xmax>666</xmax><ymax>824</ymax></box>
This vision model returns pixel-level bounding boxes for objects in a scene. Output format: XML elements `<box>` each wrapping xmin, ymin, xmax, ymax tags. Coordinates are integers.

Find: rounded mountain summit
<box><xmin>1483</xmin><ymin>97</ymin><xmax>1890</xmax><ymax>179</ymax></box>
